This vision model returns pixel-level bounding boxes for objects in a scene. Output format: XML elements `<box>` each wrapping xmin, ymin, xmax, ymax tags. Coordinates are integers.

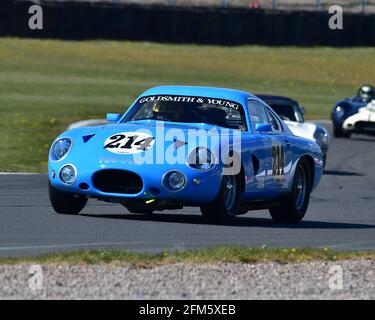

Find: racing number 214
<box><xmin>104</xmin><ymin>134</ymin><xmax>154</xmax><ymax>151</ymax></box>
<box><xmin>272</xmin><ymin>145</ymin><xmax>285</xmax><ymax>176</ymax></box>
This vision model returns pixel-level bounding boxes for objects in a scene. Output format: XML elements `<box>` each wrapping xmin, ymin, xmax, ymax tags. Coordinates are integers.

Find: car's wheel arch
<box><xmin>298</xmin><ymin>155</ymin><xmax>314</xmax><ymax>191</ymax></box>
<box><xmin>221</xmin><ymin>150</ymin><xmax>246</xmax><ymax>193</ymax></box>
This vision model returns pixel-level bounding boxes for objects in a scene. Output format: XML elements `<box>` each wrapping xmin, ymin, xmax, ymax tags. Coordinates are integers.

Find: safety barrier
<box><xmin>1</xmin><ymin>0</ymin><xmax>375</xmax><ymax>46</ymax></box>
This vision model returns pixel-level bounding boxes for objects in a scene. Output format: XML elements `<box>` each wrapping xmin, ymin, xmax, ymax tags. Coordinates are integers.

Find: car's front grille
<box><xmin>92</xmin><ymin>169</ymin><xmax>143</xmax><ymax>194</ymax></box>
<box><xmin>355</xmin><ymin>121</ymin><xmax>375</xmax><ymax>131</ymax></box>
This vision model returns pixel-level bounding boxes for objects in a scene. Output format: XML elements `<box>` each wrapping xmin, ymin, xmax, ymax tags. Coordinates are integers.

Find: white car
<box><xmin>258</xmin><ymin>95</ymin><xmax>330</xmax><ymax>166</ymax></box>
<box><xmin>342</xmin><ymin>100</ymin><xmax>375</xmax><ymax>134</ymax></box>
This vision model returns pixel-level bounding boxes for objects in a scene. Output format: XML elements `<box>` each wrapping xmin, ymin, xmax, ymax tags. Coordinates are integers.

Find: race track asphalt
<box><xmin>1</xmin><ymin>124</ymin><xmax>375</xmax><ymax>257</ymax></box>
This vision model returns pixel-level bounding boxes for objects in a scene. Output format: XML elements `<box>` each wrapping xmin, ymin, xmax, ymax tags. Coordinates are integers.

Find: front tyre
<box><xmin>200</xmin><ymin>174</ymin><xmax>240</xmax><ymax>223</ymax></box>
<box><xmin>49</xmin><ymin>182</ymin><xmax>87</xmax><ymax>215</ymax></box>
<box><xmin>333</xmin><ymin>126</ymin><xmax>343</xmax><ymax>138</ymax></box>
<box><xmin>124</xmin><ymin>204</ymin><xmax>154</xmax><ymax>215</ymax></box>
<box><xmin>269</xmin><ymin>158</ymin><xmax>311</xmax><ymax>224</ymax></box>
<box><xmin>333</xmin><ymin>126</ymin><xmax>351</xmax><ymax>138</ymax></box>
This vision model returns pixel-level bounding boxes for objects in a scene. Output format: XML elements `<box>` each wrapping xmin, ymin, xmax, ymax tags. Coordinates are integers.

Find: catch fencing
<box><xmin>21</xmin><ymin>0</ymin><xmax>375</xmax><ymax>13</ymax></box>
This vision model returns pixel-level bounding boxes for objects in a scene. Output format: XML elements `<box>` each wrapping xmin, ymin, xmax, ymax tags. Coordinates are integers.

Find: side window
<box><xmin>247</xmin><ymin>100</ymin><xmax>270</xmax><ymax>131</ymax></box>
<box><xmin>266</xmin><ymin>108</ymin><xmax>282</xmax><ymax>132</ymax></box>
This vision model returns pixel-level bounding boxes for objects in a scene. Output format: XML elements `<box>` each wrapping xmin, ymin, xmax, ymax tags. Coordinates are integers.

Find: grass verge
<box><xmin>1</xmin><ymin>246</ymin><xmax>375</xmax><ymax>266</ymax></box>
<box><xmin>1</xmin><ymin>38</ymin><xmax>375</xmax><ymax>172</ymax></box>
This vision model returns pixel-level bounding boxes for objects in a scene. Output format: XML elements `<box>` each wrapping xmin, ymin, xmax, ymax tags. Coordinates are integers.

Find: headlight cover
<box><xmin>314</xmin><ymin>129</ymin><xmax>329</xmax><ymax>148</ymax></box>
<box><xmin>335</xmin><ymin>106</ymin><xmax>345</xmax><ymax>118</ymax></box>
<box><xmin>51</xmin><ymin>138</ymin><xmax>72</xmax><ymax>161</ymax></box>
<box><xmin>163</xmin><ymin>171</ymin><xmax>187</xmax><ymax>191</ymax></box>
<box><xmin>60</xmin><ymin>165</ymin><xmax>76</xmax><ymax>185</ymax></box>
<box><xmin>188</xmin><ymin>147</ymin><xmax>214</xmax><ymax>170</ymax></box>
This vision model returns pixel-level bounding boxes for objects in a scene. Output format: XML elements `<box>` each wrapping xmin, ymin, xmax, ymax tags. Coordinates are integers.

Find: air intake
<box><xmin>92</xmin><ymin>170</ymin><xmax>143</xmax><ymax>194</ymax></box>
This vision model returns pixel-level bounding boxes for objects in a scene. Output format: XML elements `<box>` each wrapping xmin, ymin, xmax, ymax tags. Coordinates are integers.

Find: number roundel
<box><xmin>104</xmin><ymin>132</ymin><xmax>155</xmax><ymax>155</ymax></box>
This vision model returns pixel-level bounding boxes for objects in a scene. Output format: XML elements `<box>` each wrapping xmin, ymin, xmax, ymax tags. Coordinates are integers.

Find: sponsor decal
<box><xmin>104</xmin><ymin>132</ymin><xmax>155</xmax><ymax>155</ymax></box>
<box><xmin>139</xmin><ymin>95</ymin><xmax>240</xmax><ymax>110</ymax></box>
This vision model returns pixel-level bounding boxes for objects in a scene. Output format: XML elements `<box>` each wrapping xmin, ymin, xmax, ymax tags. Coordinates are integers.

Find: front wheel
<box><xmin>124</xmin><ymin>204</ymin><xmax>154</xmax><ymax>214</ymax></box>
<box><xmin>49</xmin><ymin>182</ymin><xmax>87</xmax><ymax>215</ymax></box>
<box><xmin>269</xmin><ymin>158</ymin><xmax>311</xmax><ymax>224</ymax></box>
<box><xmin>333</xmin><ymin>126</ymin><xmax>351</xmax><ymax>138</ymax></box>
<box><xmin>200</xmin><ymin>174</ymin><xmax>240</xmax><ymax>223</ymax></box>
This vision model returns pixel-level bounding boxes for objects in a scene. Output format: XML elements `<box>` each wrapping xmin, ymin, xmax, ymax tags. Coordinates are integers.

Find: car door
<box><xmin>246</xmin><ymin>100</ymin><xmax>274</xmax><ymax>191</ymax></box>
<box><xmin>264</xmin><ymin>106</ymin><xmax>292</xmax><ymax>191</ymax></box>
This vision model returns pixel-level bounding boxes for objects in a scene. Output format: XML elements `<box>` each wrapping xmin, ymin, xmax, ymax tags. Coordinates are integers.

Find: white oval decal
<box><xmin>104</xmin><ymin>132</ymin><xmax>155</xmax><ymax>155</ymax></box>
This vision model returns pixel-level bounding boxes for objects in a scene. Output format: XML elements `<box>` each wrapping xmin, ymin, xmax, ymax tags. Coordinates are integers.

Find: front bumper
<box><xmin>343</xmin><ymin>111</ymin><xmax>375</xmax><ymax>134</ymax></box>
<box><xmin>48</xmin><ymin>160</ymin><xmax>222</xmax><ymax>205</ymax></box>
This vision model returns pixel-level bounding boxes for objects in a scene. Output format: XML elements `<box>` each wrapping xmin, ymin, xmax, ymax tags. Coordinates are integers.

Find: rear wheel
<box><xmin>49</xmin><ymin>182</ymin><xmax>87</xmax><ymax>215</ymax></box>
<box><xmin>269</xmin><ymin>158</ymin><xmax>311</xmax><ymax>224</ymax></box>
<box><xmin>200</xmin><ymin>174</ymin><xmax>240</xmax><ymax>223</ymax></box>
<box><xmin>236</xmin><ymin>209</ymin><xmax>248</xmax><ymax>215</ymax></box>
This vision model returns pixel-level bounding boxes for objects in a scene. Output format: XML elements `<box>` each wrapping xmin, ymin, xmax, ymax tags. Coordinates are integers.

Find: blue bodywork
<box><xmin>48</xmin><ymin>86</ymin><xmax>323</xmax><ymax>208</ymax></box>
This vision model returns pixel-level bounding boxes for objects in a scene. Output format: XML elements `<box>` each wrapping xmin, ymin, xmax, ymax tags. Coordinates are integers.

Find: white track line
<box><xmin>318</xmin><ymin>240</ymin><xmax>375</xmax><ymax>250</ymax></box>
<box><xmin>0</xmin><ymin>172</ymin><xmax>40</xmax><ymax>175</ymax></box>
<box><xmin>0</xmin><ymin>241</ymin><xmax>165</xmax><ymax>252</ymax></box>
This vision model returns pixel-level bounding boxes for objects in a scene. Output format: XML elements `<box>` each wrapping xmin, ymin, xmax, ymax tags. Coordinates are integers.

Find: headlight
<box><xmin>51</xmin><ymin>138</ymin><xmax>72</xmax><ymax>161</ymax></box>
<box><xmin>335</xmin><ymin>106</ymin><xmax>345</xmax><ymax>118</ymax></box>
<box><xmin>163</xmin><ymin>171</ymin><xmax>186</xmax><ymax>191</ymax></box>
<box><xmin>188</xmin><ymin>147</ymin><xmax>214</xmax><ymax>170</ymax></box>
<box><xmin>314</xmin><ymin>129</ymin><xmax>329</xmax><ymax>148</ymax></box>
<box><xmin>60</xmin><ymin>165</ymin><xmax>76</xmax><ymax>185</ymax></box>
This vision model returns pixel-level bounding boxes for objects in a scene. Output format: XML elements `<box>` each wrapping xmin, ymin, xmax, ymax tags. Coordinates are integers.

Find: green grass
<box><xmin>1</xmin><ymin>38</ymin><xmax>375</xmax><ymax>172</ymax></box>
<box><xmin>1</xmin><ymin>246</ymin><xmax>375</xmax><ymax>266</ymax></box>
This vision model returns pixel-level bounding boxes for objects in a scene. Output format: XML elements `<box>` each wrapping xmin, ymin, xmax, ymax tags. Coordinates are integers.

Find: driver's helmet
<box><xmin>152</xmin><ymin>102</ymin><xmax>182</xmax><ymax>121</ymax></box>
<box><xmin>357</xmin><ymin>84</ymin><xmax>375</xmax><ymax>102</ymax></box>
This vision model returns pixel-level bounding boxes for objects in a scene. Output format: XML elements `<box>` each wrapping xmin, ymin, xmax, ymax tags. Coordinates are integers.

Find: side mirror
<box><xmin>255</xmin><ymin>123</ymin><xmax>273</xmax><ymax>132</ymax></box>
<box><xmin>106</xmin><ymin>113</ymin><xmax>122</xmax><ymax>122</ymax></box>
<box><xmin>300</xmin><ymin>107</ymin><xmax>306</xmax><ymax>115</ymax></box>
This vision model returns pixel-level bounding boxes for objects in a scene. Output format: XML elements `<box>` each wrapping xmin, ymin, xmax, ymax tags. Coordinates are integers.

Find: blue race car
<box><xmin>49</xmin><ymin>86</ymin><xmax>323</xmax><ymax>224</ymax></box>
<box><xmin>331</xmin><ymin>84</ymin><xmax>375</xmax><ymax>138</ymax></box>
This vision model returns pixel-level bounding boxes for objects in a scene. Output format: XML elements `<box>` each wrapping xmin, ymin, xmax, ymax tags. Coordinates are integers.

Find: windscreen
<box><xmin>122</xmin><ymin>95</ymin><xmax>247</xmax><ymax>130</ymax></box>
<box><xmin>268</xmin><ymin>103</ymin><xmax>304</xmax><ymax>122</ymax></box>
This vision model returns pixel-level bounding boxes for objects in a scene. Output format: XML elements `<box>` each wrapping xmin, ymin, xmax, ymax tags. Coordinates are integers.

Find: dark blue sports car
<box><xmin>331</xmin><ymin>84</ymin><xmax>375</xmax><ymax>138</ymax></box>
